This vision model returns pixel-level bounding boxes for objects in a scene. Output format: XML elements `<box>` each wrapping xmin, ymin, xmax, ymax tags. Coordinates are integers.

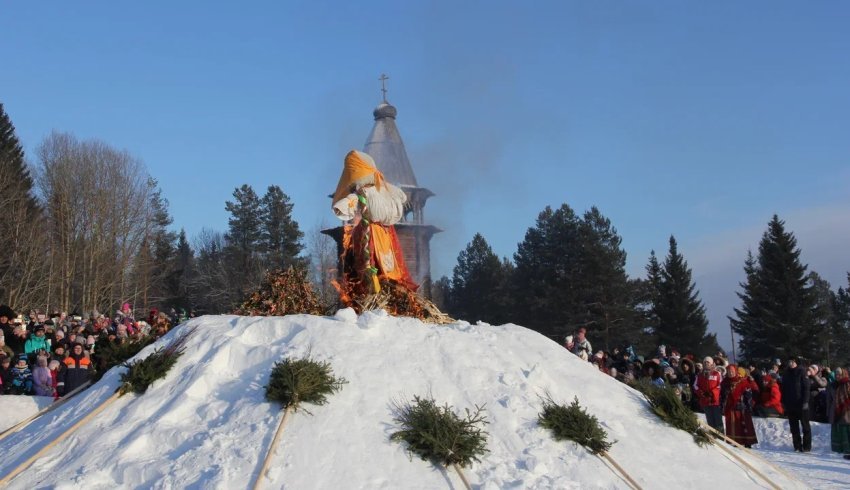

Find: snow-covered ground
<box><xmin>0</xmin><ymin>312</ymin><xmax>844</xmax><ymax>489</ymax></box>
<box><xmin>752</xmin><ymin>417</ymin><xmax>850</xmax><ymax>489</ymax></box>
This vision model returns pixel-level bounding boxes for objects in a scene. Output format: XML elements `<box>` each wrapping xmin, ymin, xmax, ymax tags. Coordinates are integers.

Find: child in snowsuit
<box><xmin>10</xmin><ymin>354</ymin><xmax>33</xmax><ymax>395</ymax></box>
<box><xmin>33</xmin><ymin>355</ymin><xmax>55</xmax><ymax>397</ymax></box>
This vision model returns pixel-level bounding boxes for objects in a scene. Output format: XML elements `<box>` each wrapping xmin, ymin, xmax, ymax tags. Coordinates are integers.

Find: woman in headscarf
<box><xmin>724</xmin><ymin>365</ymin><xmax>760</xmax><ymax>448</ymax></box>
<box><xmin>828</xmin><ymin>367</ymin><xmax>850</xmax><ymax>460</ymax></box>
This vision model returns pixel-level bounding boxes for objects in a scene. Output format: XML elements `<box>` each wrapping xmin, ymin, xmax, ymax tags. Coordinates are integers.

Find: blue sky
<box><xmin>3</xmin><ymin>1</ymin><xmax>849</xmax><ymax>351</ymax></box>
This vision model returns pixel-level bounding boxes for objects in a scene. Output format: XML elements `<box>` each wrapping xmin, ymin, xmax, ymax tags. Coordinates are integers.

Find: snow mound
<box><xmin>0</xmin><ymin>314</ymin><xmax>809</xmax><ymax>489</ymax></box>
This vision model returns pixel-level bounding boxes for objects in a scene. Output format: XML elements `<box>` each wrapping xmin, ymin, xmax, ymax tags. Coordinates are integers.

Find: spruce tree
<box><xmin>163</xmin><ymin>229</ymin><xmax>194</xmax><ymax>311</ymax></box>
<box><xmin>513</xmin><ymin>204</ymin><xmax>582</xmax><ymax>336</ymax></box>
<box><xmin>832</xmin><ymin>273</ymin><xmax>850</xmax><ymax>367</ymax></box>
<box><xmin>577</xmin><ymin>207</ymin><xmax>643</xmax><ymax>352</ymax></box>
<box><xmin>0</xmin><ymin>103</ymin><xmax>43</xmax><ymax>306</ymax></box>
<box><xmin>653</xmin><ymin>236</ymin><xmax>719</xmax><ymax>357</ymax></box>
<box><xmin>224</xmin><ymin>184</ymin><xmax>264</xmax><ymax>298</ymax></box>
<box><xmin>449</xmin><ymin>233</ymin><xmax>512</xmax><ymax>325</ymax></box>
<box><xmin>730</xmin><ymin>215</ymin><xmax>821</xmax><ymax>361</ymax></box>
<box><xmin>261</xmin><ymin>185</ymin><xmax>304</xmax><ymax>270</ymax></box>
<box><xmin>513</xmin><ymin>204</ymin><xmax>644</xmax><ymax>350</ymax></box>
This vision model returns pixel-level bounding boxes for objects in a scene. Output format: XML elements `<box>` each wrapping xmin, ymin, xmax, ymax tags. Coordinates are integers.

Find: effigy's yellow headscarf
<box><xmin>332</xmin><ymin>150</ymin><xmax>386</xmax><ymax>204</ymax></box>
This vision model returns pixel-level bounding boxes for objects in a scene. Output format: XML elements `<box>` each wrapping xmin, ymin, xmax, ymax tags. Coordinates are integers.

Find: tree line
<box><xmin>435</xmin><ymin>207</ymin><xmax>850</xmax><ymax>366</ymax></box>
<box><xmin>0</xmin><ymin>103</ymin><xmax>322</xmax><ymax>317</ymax></box>
<box><xmin>3</xmin><ymin>101</ymin><xmax>848</xmax><ymax>366</ymax></box>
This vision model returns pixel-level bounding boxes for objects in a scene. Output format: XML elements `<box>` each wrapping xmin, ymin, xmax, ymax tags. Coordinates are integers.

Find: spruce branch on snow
<box><xmin>93</xmin><ymin>335</ymin><xmax>155</xmax><ymax>382</ymax></box>
<box><xmin>390</xmin><ymin>395</ymin><xmax>489</xmax><ymax>469</ymax></box>
<box><xmin>119</xmin><ymin>326</ymin><xmax>197</xmax><ymax>396</ymax></box>
<box><xmin>632</xmin><ymin>380</ymin><xmax>712</xmax><ymax>446</ymax></box>
<box><xmin>264</xmin><ymin>355</ymin><xmax>348</xmax><ymax>413</ymax></box>
<box><xmin>253</xmin><ymin>354</ymin><xmax>347</xmax><ymax>490</ymax></box>
<box><xmin>538</xmin><ymin>395</ymin><xmax>614</xmax><ymax>455</ymax></box>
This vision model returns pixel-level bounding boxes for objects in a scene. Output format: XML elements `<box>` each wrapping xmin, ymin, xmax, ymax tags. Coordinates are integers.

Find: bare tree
<box><xmin>36</xmin><ymin>132</ymin><xmax>154</xmax><ymax>315</ymax></box>
<box><xmin>189</xmin><ymin>227</ymin><xmax>234</xmax><ymax>313</ymax></box>
<box><xmin>306</xmin><ymin>219</ymin><xmax>339</xmax><ymax>306</ymax></box>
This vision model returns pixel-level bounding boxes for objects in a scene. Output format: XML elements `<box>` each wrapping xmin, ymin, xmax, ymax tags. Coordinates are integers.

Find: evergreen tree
<box><xmin>145</xmin><ymin>178</ymin><xmax>177</xmax><ymax>307</ymax></box>
<box><xmin>576</xmin><ymin>207</ymin><xmax>643</xmax><ymax>352</ymax></box>
<box><xmin>0</xmin><ymin>102</ymin><xmax>45</xmax><ymax>306</ymax></box>
<box><xmin>261</xmin><ymin>185</ymin><xmax>304</xmax><ymax>270</ymax></box>
<box><xmin>653</xmin><ymin>236</ymin><xmax>719</xmax><ymax>357</ymax></box>
<box><xmin>513</xmin><ymin>204</ymin><xmax>644</xmax><ymax>350</ymax></box>
<box><xmin>730</xmin><ymin>215</ymin><xmax>822</xmax><ymax>361</ymax></box>
<box><xmin>163</xmin><ymin>229</ymin><xmax>194</xmax><ymax>311</ymax></box>
<box><xmin>513</xmin><ymin>204</ymin><xmax>581</xmax><ymax>336</ymax></box>
<box><xmin>832</xmin><ymin>273</ymin><xmax>850</xmax><ymax>367</ymax></box>
<box><xmin>224</xmin><ymin>184</ymin><xmax>264</xmax><ymax>298</ymax></box>
<box><xmin>449</xmin><ymin>233</ymin><xmax>512</xmax><ymax>325</ymax></box>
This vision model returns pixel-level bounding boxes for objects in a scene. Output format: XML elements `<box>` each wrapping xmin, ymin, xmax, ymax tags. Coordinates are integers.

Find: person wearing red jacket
<box><xmin>756</xmin><ymin>374</ymin><xmax>784</xmax><ymax>417</ymax></box>
<box><xmin>724</xmin><ymin>366</ymin><xmax>760</xmax><ymax>448</ymax></box>
<box><xmin>695</xmin><ymin>356</ymin><xmax>724</xmax><ymax>434</ymax></box>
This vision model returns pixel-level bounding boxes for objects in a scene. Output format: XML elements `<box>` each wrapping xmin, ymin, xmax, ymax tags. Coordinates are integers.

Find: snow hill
<box><xmin>0</xmin><ymin>312</ymin><xmax>813</xmax><ymax>489</ymax></box>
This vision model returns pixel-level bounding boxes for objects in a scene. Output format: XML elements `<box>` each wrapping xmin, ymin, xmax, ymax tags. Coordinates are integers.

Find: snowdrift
<box><xmin>0</xmin><ymin>312</ymin><xmax>808</xmax><ymax>489</ymax></box>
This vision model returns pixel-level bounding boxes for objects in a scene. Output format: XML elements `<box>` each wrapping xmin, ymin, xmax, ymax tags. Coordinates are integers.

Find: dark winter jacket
<box><xmin>60</xmin><ymin>353</ymin><xmax>92</xmax><ymax>395</ymax></box>
<box><xmin>781</xmin><ymin>366</ymin><xmax>811</xmax><ymax>411</ymax></box>
<box><xmin>0</xmin><ymin>365</ymin><xmax>12</xmax><ymax>393</ymax></box>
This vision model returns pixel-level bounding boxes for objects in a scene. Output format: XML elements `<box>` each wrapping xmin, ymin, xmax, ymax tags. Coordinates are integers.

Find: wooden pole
<box><xmin>0</xmin><ymin>381</ymin><xmax>92</xmax><ymax>443</ymax></box>
<box><xmin>251</xmin><ymin>405</ymin><xmax>293</xmax><ymax>490</ymax></box>
<box><xmin>600</xmin><ymin>452</ymin><xmax>643</xmax><ymax>490</ymax></box>
<box><xmin>700</xmin><ymin>421</ymin><xmax>802</xmax><ymax>487</ymax></box>
<box><xmin>710</xmin><ymin>438</ymin><xmax>781</xmax><ymax>490</ymax></box>
<box><xmin>450</xmin><ymin>463</ymin><xmax>472</xmax><ymax>490</ymax></box>
<box><xmin>0</xmin><ymin>391</ymin><xmax>122</xmax><ymax>485</ymax></box>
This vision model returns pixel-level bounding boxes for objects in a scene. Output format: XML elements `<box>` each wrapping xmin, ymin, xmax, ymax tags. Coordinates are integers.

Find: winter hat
<box><xmin>564</xmin><ymin>335</ymin><xmax>574</xmax><ymax>344</ymax></box>
<box><xmin>810</xmin><ymin>364</ymin><xmax>819</xmax><ymax>374</ymax></box>
<box><xmin>122</xmin><ymin>303</ymin><xmax>131</xmax><ymax>311</ymax></box>
<box><xmin>737</xmin><ymin>366</ymin><xmax>747</xmax><ymax>378</ymax></box>
<box><xmin>16</xmin><ymin>353</ymin><xmax>28</xmax><ymax>364</ymax></box>
<box><xmin>55</xmin><ymin>330</ymin><xmax>65</xmax><ymax>339</ymax></box>
<box><xmin>48</xmin><ymin>360</ymin><xmax>60</xmax><ymax>370</ymax></box>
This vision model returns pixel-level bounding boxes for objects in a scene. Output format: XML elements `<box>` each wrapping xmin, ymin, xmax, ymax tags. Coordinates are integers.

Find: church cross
<box><xmin>379</xmin><ymin>73</ymin><xmax>389</xmax><ymax>102</ymax></box>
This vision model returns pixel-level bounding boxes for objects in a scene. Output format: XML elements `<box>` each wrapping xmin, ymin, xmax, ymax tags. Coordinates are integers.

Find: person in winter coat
<box><xmin>828</xmin><ymin>367</ymin><xmax>850</xmax><ymax>460</ymax></box>
<box><xmin>724</xmin><ymin>366</ymin><xmax>759</xmax><ymax>448</ymax></box>
<box><xmin>0</xmin><ymin>335</ymin><xmax>14</xmax><ymax>359</ymax></box>
<box><xmin>781</xmin><ymin>357</ymin><xmax>812</xmax><ymax>452</ymax></box>
<box><xmin>9</xmin><ymin>354</ymin><xmax>33</xmax><ymax>395</ymax></box>
<box><xmin>60</xmin><ymin>343</ymin><xmax>92</xmax><ymax>395</ymax></box>
<box><xmin>0</xmin><ymin>355</ymin><xmax>12</xmax><ymax>393</ymax></box>
<box><xmin>24</xmin><ymin>325</ymin><xmax>51</xmax><ymax>359</ymax></box>
<box><xmin>808</xmin><ymin>364</ymin><xmax>829</xmax><ymax>423</ymax></box>
<box><xmin>756</xmin><ymin>374</ymin><xmax>784</xmax><ymax>417</ymax></box>
<box><xmin>0</xmin><ymin>305</ymin><xmax>16</xmax><ymax>340</ymax></box>
<box><xmin>571</xmin><ymin>327</ymin><xmax>592</xmax><ymax>360</ymax></box>
<box><xmin>33</xmin><ymin>355</ymin><xmax>54</xmax><ymax>397</ymax></box>
<box><xmin>696</xmin><ymin>356</ymin><xmax>724</xmax><ymax>434</ymax></box>
<box><xmin>48</xmin><ymin>360</ymin><xmax>62</xmax><ymax>400</ymax></box>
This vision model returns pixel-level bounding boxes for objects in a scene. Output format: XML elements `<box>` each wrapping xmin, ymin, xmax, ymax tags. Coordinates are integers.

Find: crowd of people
<box><xmin>564</xmin><ymin>326</ymin><xmax>850</xmax><ymax>460</ymax></box>
<box><xmin>0</xmin><ymin>303</ymin><xmax>188</xmax><ymax>399</ymax></box>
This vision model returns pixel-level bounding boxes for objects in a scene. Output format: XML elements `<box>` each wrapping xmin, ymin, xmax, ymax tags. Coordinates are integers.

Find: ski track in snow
<box><xmin>0</xmin><ymin>312</ymin><xmax>845</xmax><ymax>489</ymax></box>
